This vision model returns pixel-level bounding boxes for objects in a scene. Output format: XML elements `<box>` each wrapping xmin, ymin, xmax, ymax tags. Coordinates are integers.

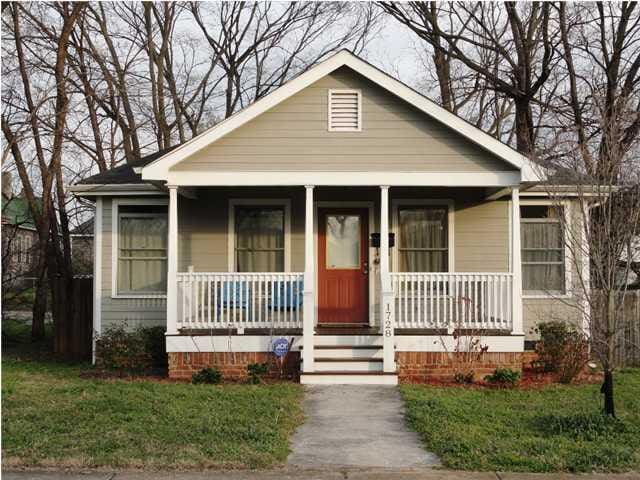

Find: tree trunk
<box><xmin>514</xmin><ymin>98</ymin><xmax>534</xmax><ymax>155</ymax></box>
<box><xmin>31</xmin><ymin>273</ymin><xmax>47</xmax><ymax>341</ymax></box>
<box><xmin>601</xmin><ymin>369</ymin><xmax>616</xmax><ymax>417</ymax></box>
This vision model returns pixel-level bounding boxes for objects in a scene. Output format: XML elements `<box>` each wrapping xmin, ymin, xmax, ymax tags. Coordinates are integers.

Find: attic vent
<box><xmin>328</xmin><ymin>89</ymin><xmax>361</xmax><ymax>132</ymax></box>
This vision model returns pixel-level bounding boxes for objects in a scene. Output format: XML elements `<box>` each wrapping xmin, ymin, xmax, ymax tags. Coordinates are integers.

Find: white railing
<box><xmin>390</xmin><ymin>273</ymin><xmax>513</xmax><ymax>331</ymax></box>
<box><xmin>177</xmin><ymin>272</ymin><xmax>304</xmax><ymax>330</ymax></box>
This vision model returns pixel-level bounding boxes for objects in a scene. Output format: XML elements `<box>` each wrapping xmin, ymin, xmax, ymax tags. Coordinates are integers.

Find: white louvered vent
<box><xmin>328</xmin><ymin>89</ymin><xmax>361</xmax><ymax>132</ymax></box>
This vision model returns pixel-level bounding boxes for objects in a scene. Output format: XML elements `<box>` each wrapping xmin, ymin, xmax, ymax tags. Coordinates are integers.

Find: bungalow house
<box><xmin>71</xmin><ymin>51</ymin><xmax>588</xmax><ymax>384</ymax></box>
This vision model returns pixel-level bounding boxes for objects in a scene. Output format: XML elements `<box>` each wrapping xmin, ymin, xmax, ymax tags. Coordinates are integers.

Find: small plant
<box><xmin>192</xmin><ymin>367</ymin><xmax>222</xmax><ymax>385</ymax></box>
<box><xmin>247</xmin><ymin>362</ymin><xmax>269</xmax><ymax>384</ymax></box>
<box><xmin>484</xmin><ymin>367</ymin><xmax>520</xmax><ymax>387</ymax></box>
<box><xmin>535</xmin><ymin>321</ymin><xmax>589</xmax><ymax>383</ymax></box>
<box><xmin>454</xmin><ymin>371</ymin><xmax>474</xmax><ymax>384</ymax></box>
<box><xmin>138</xmin><ymin>326</ymin><xmax>168</xmax><ymax>370</ymax></box>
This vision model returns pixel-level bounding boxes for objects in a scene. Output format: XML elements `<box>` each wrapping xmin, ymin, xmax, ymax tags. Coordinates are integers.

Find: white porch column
<box><xmin>166</xmin><ymin>185</ymin><xmax>179</xmax><ymax>335</ymax></box>
<box><xmin>510</xmin><ymin>187</ymin><xmax>524</xmax><ymax>335</ymax></box>
<box><xmin>302</xmin><ymin>185</ymin><xmax>315</xmax><ymax>372</ymax></box>
<box><xmin>380</xmin><ymin>186</ymin><xmax>396</xmax><ymax>372</ymax></box>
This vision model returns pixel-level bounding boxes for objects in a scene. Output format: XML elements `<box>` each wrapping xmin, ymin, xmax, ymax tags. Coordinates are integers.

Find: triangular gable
<box><xmin>142</xmin><ymin>50</ymin><xmax>538</xmax><ymax>181</ymax></box>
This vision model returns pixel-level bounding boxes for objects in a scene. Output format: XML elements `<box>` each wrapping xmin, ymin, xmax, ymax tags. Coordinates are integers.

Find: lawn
<box><xmin>401</xmin><ymin>370</ymin><xmax>640</xmax><ymax>473</ymax></box>
<box><xmin>2</xmin><ymin>357</ymin><xmax>304</xmax><ymax>469</ymax></box>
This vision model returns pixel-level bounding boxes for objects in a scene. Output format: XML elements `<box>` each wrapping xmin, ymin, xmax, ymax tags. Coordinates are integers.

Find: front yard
<box><xmin>2</xmin><ymin>357</ymin><xmax>303</xmax><ymax>469</ymax></box>
<box><xmin>401</xmin><ymin>369</ymin><xmax>640</xmax><ymax>473</ymax></box>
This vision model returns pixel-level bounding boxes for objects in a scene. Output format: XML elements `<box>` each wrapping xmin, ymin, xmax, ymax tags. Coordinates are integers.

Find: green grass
<box><xmin>2</xmin><ymin>357</ymin><xmax>304</xmax><ymax>469</ymax></box>
<box><xmin>401</xmin><ymin>370</ymin><xmax>640</xmax><ymax>473</ymax></box>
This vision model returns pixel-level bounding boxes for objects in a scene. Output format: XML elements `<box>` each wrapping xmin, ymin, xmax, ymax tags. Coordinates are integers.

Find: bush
<box><xmin>95</xmin><ymin>324</ymin><xmax>151</xmax><ymax>375</ymax></box>
<box><xmin>454</xmin><ymin>371</ymin><xmax>474</xmax><ymax>384</ymax></box>
<box><xmin>535</xmin><ymin>321</ymin><xmax>588</xmax><ymax>384</ymax></box>
<box><xmin>95</xmin><ymin>324</ymin><xmax>168</xmax><ymax>375</ymax></box>
<box><xmin>484</xmin><ymin>368</ymin><xmax>520</xmax><ymax>387</ymax></box>
<box><xmin>247</xmin><ymin>362</ymin><xmax>269</xmax><ymax>384</ymax></box>
<box><xmin>192</xmin><ymin>367</ymin><xmax>222</xmax><ymax>385</ymax></box>
<box><xmin>138</xmin><ymin>326</ymin><xmax>168</xmax><ymax>369</ymax></box>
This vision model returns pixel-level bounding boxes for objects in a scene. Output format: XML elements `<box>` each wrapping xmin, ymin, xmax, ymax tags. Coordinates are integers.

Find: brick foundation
<box><xmin>168</xmin><ymin>351</ymin><xmax>300</xmax><ymax>381</ymax></box>
<box><xmin>396</xmin><ymin>351</ymin><xmax>523</xmax><ymax>383</ymax></box>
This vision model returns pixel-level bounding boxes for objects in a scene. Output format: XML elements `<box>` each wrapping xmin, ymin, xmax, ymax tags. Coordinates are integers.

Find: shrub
<box><xmin>95</xmin><ymin>324</ymin><xmax>168</xmax><ymax>375</ymax></box>
<box><xmin>247</xmin><ymin>362</ymin><xmax>269</xmax><ymax>384</ymax></box>
<box><xmin>138</xmin><ymin>326</ymin><xmax>168</xmax><ymax>369</ymax></box>
<box><xmin>484</xmin><ymin>367</ymin><xmax>520</xmax><ymax>387</ymax></box>
<box><xmin>454</xmin><ymin>371</ymin><xmax>474</xmax><ymax>384</ymax></box>
<box><xmin>95</xmin><ymin>324</ymin><xmax>151</xmax><ymax>375</ymax></box>
<box><xmin>192</xmin><ymin>367</ymin><xmax>222</xmax><ymax>385</ymax></box>
<box><xmin>535</xmin><ymin>321</ymin><xmax>589</xmax><ymax>384</ymax></box>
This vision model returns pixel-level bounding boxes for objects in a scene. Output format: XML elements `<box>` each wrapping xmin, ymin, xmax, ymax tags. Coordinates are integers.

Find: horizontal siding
<box><xmin>99</xmin><ymin>192</ymin><xmax>585</xmax><ymax>340</ymax></box>
<box><xmin>173</xmin><ymin>67</ymin><xmax>516</xmax><ymax>173</ymax></box>
<box><xmin>100</xmin><ymin>198</ymin><xmax>167</xmax><ymax>331</ymax></box>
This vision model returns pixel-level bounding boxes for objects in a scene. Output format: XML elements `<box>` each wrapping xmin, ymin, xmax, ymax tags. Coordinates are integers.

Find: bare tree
<box><xmin>380</xmin><ymin>1</ymin><xmax>559</xmax><ymax>154</ymax></box>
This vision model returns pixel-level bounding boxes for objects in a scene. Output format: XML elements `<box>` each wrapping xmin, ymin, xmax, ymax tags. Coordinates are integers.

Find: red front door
<box><xmin>318</xmin><ymin>208</ymin><xmax>369</xmax><ymax>324</ymax></box>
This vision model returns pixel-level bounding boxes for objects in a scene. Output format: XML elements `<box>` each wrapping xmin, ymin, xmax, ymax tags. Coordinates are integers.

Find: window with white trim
<box><xmin>328</xmin><ymin>89</ymin><xmax>361</xmax><ymax>131</ymax></box>
<box><xmin>521</xmin><ymin>205</ymin><xmax>566</xmax><ymax>294</ymax></box>
<box><xmin>397</xmin><ymin>206</ymin><xmax>449</xmax><ymax>272</ymax></box>
<box><xmin>234</xmin><ymin>206</ymin><xmax>285</xmax><ymax>272</ymax></box>
<box><xmin>116</xmin><ymin>205</ymin><xmax>168</xmax><ymax>295</ymax></box>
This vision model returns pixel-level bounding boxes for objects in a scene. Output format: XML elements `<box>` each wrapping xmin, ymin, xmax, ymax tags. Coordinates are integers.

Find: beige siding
<box><xmin>173</xmin><ymin>67</ymin><xmax>517</xmax><ymax>173</ymax></box>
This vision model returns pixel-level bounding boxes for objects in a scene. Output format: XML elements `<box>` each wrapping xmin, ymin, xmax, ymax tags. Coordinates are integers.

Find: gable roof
<box><xmin>142</xmin><ymin>50</ymin><xmax>539</xmax><ymax>182</ymax></box>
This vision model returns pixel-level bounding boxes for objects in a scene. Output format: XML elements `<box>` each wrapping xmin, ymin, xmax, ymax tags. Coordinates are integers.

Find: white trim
<box><xmin>303</xmin><ymin>186</ymin><xmax>315</xmax><ymax>372</ymax></box>
<box><xmin>510</xmin><ymin>188</ymin><xmax>524</xmax><ymax>335</ymax></box>
<box><xmin>142</xmin><ymin>50</ymin><xmax>536</xmax><ymax>181</ymax></box>
<box><xmin>164</xmin><ymin>171</ymin><xmax>522</xmax><ymax>187</ymax></box>
<box><xmin>227</xmin><ymin>199</ymin><xmax>292</xmax><ymax>273</ymax></box>
<box><xmin>391</xmin><ymin>199</ymin><xmax>455</xmax><ymax>273</ymax></box>
<box><xmin>314</xmin><ymin>201</ymin><xmax>376</xmax><ymax>325</ymax></box>
<box><xmin>328</xmin><ymin>89</ymin><xmax>362</xmax><ymax>132</ymax></box>
<box><xmin>520</xmin><ymin>199</ymin><xmax>573</xmax><ymax>299</ymax></box>
<box><xmin>92</xmin><ymin>197</ymin><xmax>103</xmax><ymax>364</ymax></box>
<box><xmin>71</xmin><ymin>184</ymin><xmax>164</xmax><ymax>196</ymax></box>
<box><xmin>165</xmin><ymin>334</ymin><xmax>522</xmax><ymax>353</ymax></box>
<box><xmin>111</xmin><ymin>198</ymin><xmax>169</xmax><ymax>299</ymax></box>
<box><xmin>396</xmin><ymin>335</ymin><xmax>524</xmax><ymax>352</ymax></box>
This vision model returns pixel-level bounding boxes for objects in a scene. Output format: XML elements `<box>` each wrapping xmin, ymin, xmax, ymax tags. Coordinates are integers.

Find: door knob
<box><xmin>363</xmin><ymin>261</ymin><xmax>369</xmax><ymax>275</ymax></box>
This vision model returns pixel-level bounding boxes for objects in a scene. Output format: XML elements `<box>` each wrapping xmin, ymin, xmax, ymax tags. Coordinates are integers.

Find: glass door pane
<box><xmin>326</xmin><ymin>214</ymin><xmax>360</xmax><ymax>269</ymax></box>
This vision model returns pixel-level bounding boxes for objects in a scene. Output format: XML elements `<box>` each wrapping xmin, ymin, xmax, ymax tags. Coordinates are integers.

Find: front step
<box><xmin>315</xmin><ymin>358</ymin><xmax>383</xmax><ymax>372</ymax></box>
<box><xmin>300</xmin><ymin>372</ymin><xmax>398</xmax><ymax>385</ymax></box>
<box><xmin>313</xmin><ymin>346</ymin><xmax>383</xmax><ymax>359</ymax></box>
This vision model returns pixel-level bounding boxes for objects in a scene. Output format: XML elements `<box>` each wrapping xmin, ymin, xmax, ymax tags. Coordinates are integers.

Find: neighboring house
<box><xmin>71</xmin><ymin>51</ymin><xmax>589</xmax><ymax>384</ymax></box>
<box><xmin>70</xmin><ymin>218</ymin><xmax>94</xmax><ymax>275</ymax></box>
<box><xmin>2</xmin><ymin>174</ymin><xmax>38</xmax><ymax>287</ymax></box>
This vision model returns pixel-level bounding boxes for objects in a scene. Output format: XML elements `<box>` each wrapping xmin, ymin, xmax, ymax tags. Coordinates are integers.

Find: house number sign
<box><xmin>384</xmin><ymin>302</ymin><xmax>393</xmax><ymax>337</ymax></box>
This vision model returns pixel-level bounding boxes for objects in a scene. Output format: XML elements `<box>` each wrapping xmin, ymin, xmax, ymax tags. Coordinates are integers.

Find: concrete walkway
<box><xmin>287</xmin><ymin>385</ymin><xmax>440</xmax><ymax>469</ymax></box>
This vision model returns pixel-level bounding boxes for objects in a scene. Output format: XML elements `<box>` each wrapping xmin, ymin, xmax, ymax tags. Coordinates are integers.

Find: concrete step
<box><xmin>314</xmin><ymin>358</ymin><xmax>383</xmax><ymax>372</ymax></box>
<box><xmin>312</xmin><ymin>346</ymin><xmax>383</xmax><ymax>359</ymax></box>
<box><xmin>300</xmin><ymin>372</ymin><xmax>398</xmax><ymax>385</ymax></box>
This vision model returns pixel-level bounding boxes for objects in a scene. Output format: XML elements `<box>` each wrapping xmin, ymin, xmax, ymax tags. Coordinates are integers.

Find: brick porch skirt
<box><xmin>396</xmin><ymin>351</ymin><xmax>524</xmax><ymax>383</ymax></box>
<box><xmin>168</xmin><ymin>351</ymin><xmax>300</xmax><ymax>381</ymax></box>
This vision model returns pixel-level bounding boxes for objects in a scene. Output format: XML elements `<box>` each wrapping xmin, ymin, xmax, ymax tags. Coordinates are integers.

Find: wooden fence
<box><xmin>616</xmin><ymin>290</ymin><xmax>640</xmax><ymax>367</ymax></box>
<box><xmin>52</xmin><ymin>275</ymin><xmax>93</xmax><ymax>360</ymax></box>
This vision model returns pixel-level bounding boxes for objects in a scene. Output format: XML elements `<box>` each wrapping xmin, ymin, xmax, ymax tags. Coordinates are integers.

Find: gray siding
<box><xmin>100</xmin><ymin>198</ymin><xmax>167</xmax><ymax>330</ymax></box>
<box><xmin>173</xmin><ymin>67</ymin><xmax>517</xmax><ymax>174</ymax></box>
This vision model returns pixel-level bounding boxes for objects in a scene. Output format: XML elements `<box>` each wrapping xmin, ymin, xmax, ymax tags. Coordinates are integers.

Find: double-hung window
<box><xmin>234</xmin><ymin>206</ymin><xmax>285</xmax><ymax>272</ymax></box>
<box><xmin>116</xmin><ymin>205</ymin><xmax>168</xmax><ymax>295</ymax></box>
<box><xmin>521</xmin><ymin>204</ymin><xmax>566</xmax><ymax>294</ymax></box>
<box><xmin>397</xmin><ymin>206</ymin><xmax>449</xmax><ymax>272</ymax></box>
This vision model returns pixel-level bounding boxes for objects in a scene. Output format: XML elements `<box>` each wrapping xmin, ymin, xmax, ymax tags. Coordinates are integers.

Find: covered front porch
<box><xmin>164</xmin><ymin>184</ymin><xmax>525</xmax><ymax>380</ymax></box>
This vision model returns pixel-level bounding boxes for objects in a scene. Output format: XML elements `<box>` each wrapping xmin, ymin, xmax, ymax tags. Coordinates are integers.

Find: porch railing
<box><xmin>177</xmin><ymin>272</ymin><xmax>304</xmax><ymax>330</ymax></box>
<box><xmin>390</xmin><ymin>272</ymin><xmax>513</xmax><ymax>331</ymax></box>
